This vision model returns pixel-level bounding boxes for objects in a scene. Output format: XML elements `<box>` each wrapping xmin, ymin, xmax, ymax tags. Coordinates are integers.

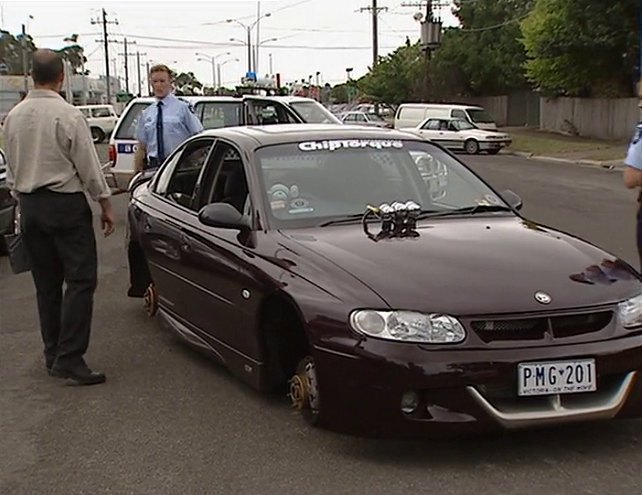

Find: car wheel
<box><xmin>465</xmin><ymin>139</ymin><xmax>480</xmax><ymax>155</ymax></box>
<box><xmin>91</xmin><ymin>127</ymin><xmax>105</xmax><ymax>144</ymax></box>
<box><xmin>143</xmin><ymin>283</ymin><xmax>159</xmax><ymax>317</ymax></box>
<box><xmin>487</xmin><ymin>149</ymin><xmax>500</xmax><ymax>155</ymax></box>
<box><xmin>289</xmin><ymin>355</ymin><xmax>321</xmax><ymax>426</ymax></box>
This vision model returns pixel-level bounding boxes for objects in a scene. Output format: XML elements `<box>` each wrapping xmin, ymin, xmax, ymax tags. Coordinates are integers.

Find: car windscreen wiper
<box><xmin>318</xmin><ymin>213</ymin><xmax>369</xmax><ymax>227</ymax></box>
<box><xmin>417</xmin><ymin>204</ymin><xmax>513</xmax><ymax>219</ymax></box>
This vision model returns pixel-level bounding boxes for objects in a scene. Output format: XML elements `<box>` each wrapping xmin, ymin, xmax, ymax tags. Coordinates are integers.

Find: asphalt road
<box><xmin>1</xmin><ymin>150</ymin><xmax>640</xmax><ymax>495</ymax></box>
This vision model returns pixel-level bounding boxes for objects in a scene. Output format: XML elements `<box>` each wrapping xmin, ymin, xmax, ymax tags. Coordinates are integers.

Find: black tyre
<box><xmin>91</xmin><ymin>127</ymin><xmax>105</xmax><ymax>144</ymax></box>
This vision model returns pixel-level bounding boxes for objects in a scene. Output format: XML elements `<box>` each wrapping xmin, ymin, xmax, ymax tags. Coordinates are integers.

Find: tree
<box><xmin>0</xmin><ymin>30</ymin><xmax>36</xmax><ymax>75</ymax></box>
<box><xmin>428</xmin><ymin>0</ymin><xmax>533</xmax><ymax>97</ymax></box>
<box><xmin>358</xmin><ymin>43</ymin><xmax>425</xmax><ymax>106</ymax></box>
<box><xmin>521</xmin><ymin>0</ymin><xmax>639</xmax><ymax>97</ymax></box>
<box><xmin>58</xmin><ymin>44</ymin><xmax>87</xmax><ymax>74</ymax></box>
<box><xmin>175</xmin><ymin>71</ymin><xmax>203</xmax><ymax>95</ymax></box>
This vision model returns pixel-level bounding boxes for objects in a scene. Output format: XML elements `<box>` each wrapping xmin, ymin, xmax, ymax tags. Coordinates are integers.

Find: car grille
<box><xmin>471</xmin><ymin>311</ymin><xmax>613</xmax><ymax>343</ymax></box>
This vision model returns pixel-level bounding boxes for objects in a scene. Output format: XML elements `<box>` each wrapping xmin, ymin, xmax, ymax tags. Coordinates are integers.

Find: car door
<box><xmin>138</xmin><ymin>138</ymin><xmax>216</xmax><ymax>318</ymax></box>
<box><xmin>177</xmin><ymin>140</ymin><xmax>259</xmax><ymax>358</ymax></box>
<box><xmin>416</xmin><ymin>119</ymin><xmax>441</xmax><ymax>141</ymax></box>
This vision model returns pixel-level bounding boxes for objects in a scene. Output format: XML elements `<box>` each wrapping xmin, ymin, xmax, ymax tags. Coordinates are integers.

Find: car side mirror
<box><xmin>501</xmin><ymin>189</ymin><xmax>523</xmax><ymax>210</ymax></box>
<box><xmin>198</xmin><ymin>203</ymin><xmax>249</xmax><ymax>230</ymax></box>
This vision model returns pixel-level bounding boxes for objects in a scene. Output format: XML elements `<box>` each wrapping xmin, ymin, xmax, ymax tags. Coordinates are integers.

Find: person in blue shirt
<box><xmin>128</xmin><ymin>63</ymin><xmax>203</xmax><ymax>298</ymax></box>
<box><xmin>623</xmin><ymin>120</ymin><xmax>642</xmax><ymax>270</ymax></box>
<box><xmin>134</xmin><ymin>64</ymin><xmax>203</xmax><ymax>172</ymax></box>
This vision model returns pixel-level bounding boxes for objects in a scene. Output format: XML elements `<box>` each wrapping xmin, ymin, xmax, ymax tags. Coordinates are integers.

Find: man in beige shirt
<box><xmin>4</xmin><ymin>49</ymin><xmax>115</xmax><ymax>385</ymax></box>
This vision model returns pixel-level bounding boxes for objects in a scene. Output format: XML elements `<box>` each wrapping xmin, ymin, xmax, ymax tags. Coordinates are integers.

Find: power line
<box><xmin>91</xmin><ymin>9</ymin><xmax>118</xmax><ymax>104</ymax></box>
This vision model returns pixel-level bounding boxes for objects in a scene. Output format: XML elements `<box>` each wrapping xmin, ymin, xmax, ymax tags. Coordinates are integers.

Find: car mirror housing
<box><xmin>198</xmin><ymin>203</ymin><xmax>250</xmax><ymax>230</ymax></box>
<box><xmin>501</xmin><ymin>189</ymin><xmax>523</xmax><ymax>211</ymax></box>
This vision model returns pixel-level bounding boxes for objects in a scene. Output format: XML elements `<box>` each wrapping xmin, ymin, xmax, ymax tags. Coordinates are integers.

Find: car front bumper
<box><xmin>479</xmin><ymin>139</ymin><xmax>512</xmax><ymax>150</ymax></box>
<box><xmin>311</xmin><ymin>333</ymin><xmax>642</xmax><ymax>438</ymax></box>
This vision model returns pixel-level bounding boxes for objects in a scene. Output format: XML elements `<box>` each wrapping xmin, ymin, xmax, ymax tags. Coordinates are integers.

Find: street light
<box><xmin>217</xmin><ymin>57</ymin><xmax>240</xmax><ymax>89</ymax></box>
<box><xmin>226</xmin><ymin>12</ymin><xmax>271</xmax><ymax>74</ymax></box>
<box><xmin>195</xmin><ymin>51</ymin><xmax>230</xmax><ymax>88</ymax></box>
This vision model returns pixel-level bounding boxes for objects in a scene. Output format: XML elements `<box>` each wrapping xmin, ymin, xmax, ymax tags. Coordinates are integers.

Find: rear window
<box><xmin>196</xmin><ymin>101</ymin><xmax>242</xmax><ymax>129</ymax></box>
<box><xmin>114</xmin><ymin>102</ymin><xmax>150</xmax><ymax>140</ymax></box>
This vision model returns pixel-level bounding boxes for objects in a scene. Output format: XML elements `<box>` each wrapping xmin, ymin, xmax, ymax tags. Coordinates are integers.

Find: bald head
<box><xmin>31</xmin><ymin>49</ymin><xmax>64</xmax><ymax>87</ymax></box>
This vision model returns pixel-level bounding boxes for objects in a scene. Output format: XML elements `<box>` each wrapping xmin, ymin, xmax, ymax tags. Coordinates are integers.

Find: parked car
<box><xmin>402</xmin><ymin>117</ymin><xmax>512</xmax><ymax>154</ymax></box>
<box><xmin>127</xmin><ymin>123</ymin><xmax>642</xmax><ymax>438</ymax></box>
<box><xmin>395</xmin><ymin>103</ymin><xmax>499</xmax><ymax>131</ymax></box>
<box><xmin>77</xmin><ymin>104</ymin><xmax>119</xmax><ymax>144</ymax></box>
<box><xmin>0</xmin><ymin>148</ymin><xmax>16</xmax><ymax>254</ymax></box>
<box><xmin>106</xmin><ymin>95</ymin><xmax>341</xmax><ymax>190</ymax></box>
<box><xmin>340</xmin><ymin>111</ymin><xmax>392</xmax><ymax>128</ymax></box>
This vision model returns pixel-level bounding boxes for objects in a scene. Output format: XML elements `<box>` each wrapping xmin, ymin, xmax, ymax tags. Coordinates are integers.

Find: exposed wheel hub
<box><xmin>144</xmin><ymin>284</ymin><xmax>159</xmax><ymax>317</ymax></box>
<box><xmin>289</xmin><ymin>358</ymin><xmax>319</xmax><ymax>412</ymax></box>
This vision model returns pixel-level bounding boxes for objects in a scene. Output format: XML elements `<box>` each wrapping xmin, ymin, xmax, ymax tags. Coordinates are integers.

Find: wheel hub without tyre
<box><xmin>289</xmin><ymin>357</ymin><xmax>319</xmax><ymax>413</ymax></box>
<box><xmin>144</xmin><ymin>284</ymin><xmax>159</xmax><ymax>317</ymax></box>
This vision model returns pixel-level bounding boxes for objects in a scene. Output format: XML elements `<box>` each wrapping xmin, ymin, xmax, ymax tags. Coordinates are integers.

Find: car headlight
<box><xmin>618</xmin><ymin>294</ymin><xmax>642</xmax><ymax>329</ymax></box>
<box><xmin>350</xmin><ymin>310</ymin><xmax>466</xmax><ymax>344</ymax></box>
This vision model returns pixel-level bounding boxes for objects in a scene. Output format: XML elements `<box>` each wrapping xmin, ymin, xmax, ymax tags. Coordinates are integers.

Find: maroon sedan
<box><xmin>128</xmin><ymin>124</ymin><xmax>642</xmax><ymax>438</ymax></box>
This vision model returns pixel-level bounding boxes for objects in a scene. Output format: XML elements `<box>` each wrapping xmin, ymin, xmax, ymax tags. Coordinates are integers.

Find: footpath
<box><xmin>501</xmin><ymin>126</ymin><xmax>629</xmax><ymax>170</ymax></box>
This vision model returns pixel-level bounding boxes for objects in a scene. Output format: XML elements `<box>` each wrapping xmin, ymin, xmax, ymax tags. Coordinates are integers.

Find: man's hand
<box><xmin>99</xmin><ymin>198</ymin><xmax>116</xmax><ymax>237</ymax></box>
<box><xmin>624</xmin><ymin>166</ymin><xmax>642</xmax><ymax>189</ymax></box>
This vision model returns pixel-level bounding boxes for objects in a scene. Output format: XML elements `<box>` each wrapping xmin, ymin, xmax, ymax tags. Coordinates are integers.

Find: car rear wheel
<box><xmin>91</xmin><ymin>127</ymin><xmax>105</xmax><ymax>144</ymax></box>
<box><xmin>289</xmin><ymin>355</ymin><xmax>321</xmax><ymax>426</ymax></box>
<box><xmin>465</xmin><ymin>139</ymin><xmax>480</xmax><ymax>155</ymax></box>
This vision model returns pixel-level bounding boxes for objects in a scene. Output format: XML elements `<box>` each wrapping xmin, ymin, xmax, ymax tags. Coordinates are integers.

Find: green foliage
<box><xmin>358</xmin><ymin>43</ymin><xmax>426</xmax><ymax>106</ymax></box>
<box><xmin>0</xmin><ymin>30</ymin><xmax>36</xmax><ymax>75</ymax></box>
<box><xmin>521</xmin><ymin>0</ymin><xmax>638</xmax><ymax>96</ymax></box>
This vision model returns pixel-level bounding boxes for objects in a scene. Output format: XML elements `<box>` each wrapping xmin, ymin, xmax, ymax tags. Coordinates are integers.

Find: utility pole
<box><xmin>137</xmin><ymin>51</ymin><xmax>142</xmax><ymax>96</ymax></box>
<box><xmin>359</xmin><ymin>1</ymin><xmax>388</xmax><ymax>68</ymax></box>
<box><xmin>91</xmin><ymin>9</ymin><xmax>118</xmax><ymax>104</ymax></box>
<box><xmin>115</xmin><ymin>38</ymin><xmax>137</xmax><ymax>94</ymax></box>
<box><xmin>21</xmin><ymin>23</ymin><xmax>28</xmax><ymax>92</ymax></box>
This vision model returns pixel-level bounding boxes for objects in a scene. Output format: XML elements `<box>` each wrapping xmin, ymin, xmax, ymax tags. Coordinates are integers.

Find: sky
<box><xmin>1</xmin><ymin>0</ymin><xmax>459</xmax><ymax>92</ymax></box>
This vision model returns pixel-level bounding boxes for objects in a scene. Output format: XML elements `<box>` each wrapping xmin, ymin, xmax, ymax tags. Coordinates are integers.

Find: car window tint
<box><xmin>196</xmin><ymin>102</ymin><xmax>242</xmax><ymax>129</ymax></box>
<box><xmin>452</xmin><ymin>109</ymin><xmax>467</xmax><ymax>120</ymax></box>
<box><xmin>423</xmin><ymin>120</ymin><xmax>440</xmax><ymax>130</ymax></box>
<box><xmin>114</xmin><ymin>102</ymin><xmax>151</xmax><ymax>140</ymax></box>
<box><xmin>200</xmin><ymin>143</ymin><xmax>251</xmax><ymax>216</ymax></box>
<box><xmin>251</xmin><ymin>101</ymin><xmax>297</xmax><ymax>125</ymax></box>
<box><xmin>164</xmin><ymin>140</ymin><xmax>214</xmax><ymax>210</ymax></box>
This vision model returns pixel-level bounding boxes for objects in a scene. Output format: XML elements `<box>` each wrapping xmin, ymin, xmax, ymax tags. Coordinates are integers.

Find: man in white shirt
<box><xmin>4</xmin><ymin>49</ymin><xmax>115</xmax><ymax>385</ymax></box>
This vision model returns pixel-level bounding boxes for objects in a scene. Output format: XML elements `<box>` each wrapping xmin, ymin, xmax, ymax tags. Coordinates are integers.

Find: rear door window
<box><xmin>195</xmin><ymin>101</ymin><xmax>243</xmax><ymax>129</ymax></box>
<box><xmin>114</xmin><ymin>102</ymin><xmax>151</xmax><ymax>140</ymax></box>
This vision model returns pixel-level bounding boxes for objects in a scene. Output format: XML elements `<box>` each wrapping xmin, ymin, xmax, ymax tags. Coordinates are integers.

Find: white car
<box><xmin>78</xmin><ymin>104</ymin><xmax>119</xmax><ymax>144</ymax></box>
<box><xmin>402</xmin><ymin>118</ymin><xmax>512</xmax><ymax>155</ymax></box>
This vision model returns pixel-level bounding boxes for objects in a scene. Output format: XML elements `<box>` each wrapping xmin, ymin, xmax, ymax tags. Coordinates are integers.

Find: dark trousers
<box><xmin>19</xmin><ymin>190</ymin><xmax>97</xmax><ymax>369</ymax></box>
<box><xmin>127</xmin><ymin>237</ymin><xmax>152</xmax><ymax>294</ymax></box>
<box><xmin>638</xmin><ymin>207</ymin><xmax>642</xmax><ymax>272</ymax></box>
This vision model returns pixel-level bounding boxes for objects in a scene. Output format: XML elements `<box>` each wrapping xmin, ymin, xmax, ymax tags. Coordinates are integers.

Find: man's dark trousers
<box><xmin>19</xmin><ymin>189</ymin><xmax>97</xmax><ymax>370</ymax></box>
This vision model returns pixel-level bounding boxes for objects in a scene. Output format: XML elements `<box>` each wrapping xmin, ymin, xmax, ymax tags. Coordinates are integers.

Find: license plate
<box><xmin>517</xmin><ymin>359</ymin><xmax>596</xmax><ymax>396</ymax></box>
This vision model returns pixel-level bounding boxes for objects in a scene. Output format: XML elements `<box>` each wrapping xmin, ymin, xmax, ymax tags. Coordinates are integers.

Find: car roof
<box><xmin>124</xmin><ymin>95</ymin><xmax>320</xmax><ymax>105</ymax></box>
<box><xmin>399</xmin><ymin>103</ymin><xmax>483</xmax><ymax>110</ymax></box>
<box><xmin>197</xmin><ymin>123</ymin><xmax>421</xmax><ymax>147</ymax></box>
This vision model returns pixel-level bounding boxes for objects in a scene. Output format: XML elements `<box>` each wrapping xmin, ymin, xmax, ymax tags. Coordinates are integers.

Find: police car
<box><xmin>105</xmin><ymin>95</ymin><xmax>341</xmax><ymax>190</ymax></box>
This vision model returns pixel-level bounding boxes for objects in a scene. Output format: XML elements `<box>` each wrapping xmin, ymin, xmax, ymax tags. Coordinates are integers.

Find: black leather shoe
<box><xmin>127</xmin><ymin>287</ymin><xmax>146</xmax><ymax>298</ymax></box>
<box><xmin>50</xmin><ymin>365</ymin><xmax>106</xmax><ymax>385</ymax></box>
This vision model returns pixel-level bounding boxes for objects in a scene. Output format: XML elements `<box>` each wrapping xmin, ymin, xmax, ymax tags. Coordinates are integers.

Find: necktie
<box><xmin>156</xmin><ymin>101</ymin><xmax>165</xmax><ymax>163</ymax></box>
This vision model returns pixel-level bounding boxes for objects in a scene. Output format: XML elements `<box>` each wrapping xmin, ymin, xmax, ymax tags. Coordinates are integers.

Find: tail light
<box><xmin>108</xmin><ymin>144</ymin><xmax>116</xmax><ymax>165</ymax></box>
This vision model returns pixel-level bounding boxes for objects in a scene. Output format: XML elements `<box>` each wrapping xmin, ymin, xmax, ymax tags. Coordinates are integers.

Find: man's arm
<box><xmin>182</xmin><ymin>103</ymin><xmax>204</xmax><ymax>136</ymax></box>
<box><xmin>69</xmin><ymin>115</ymin><xmax>115</xmax><ymax>236</ymax></box>
<box><xmin>134</xmin><ymin>142</ymin><xmax>147</xmax><ymax>173</ymax></box>
<box><xmin>624</xmin><ymin>166</ymin><xmax>642</xmax><ymax>189</ymax></box>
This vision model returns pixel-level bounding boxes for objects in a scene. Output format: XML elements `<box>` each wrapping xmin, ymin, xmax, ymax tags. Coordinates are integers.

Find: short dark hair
<box><xmin>149</xmin><ymin>64</ymin><xmax>172</xmax><ymax>79</ymax></box>
<box><xmin>31</xmin><ymin>49</ymin><xmax>64</xmax><ymax>85</ymax></box>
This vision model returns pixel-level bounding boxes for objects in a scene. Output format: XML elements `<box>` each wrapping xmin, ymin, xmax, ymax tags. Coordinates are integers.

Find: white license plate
<box><xmin>517</xmin><ymin>359</ymin><xmax>596</xmax><ymax>396</ymax></box>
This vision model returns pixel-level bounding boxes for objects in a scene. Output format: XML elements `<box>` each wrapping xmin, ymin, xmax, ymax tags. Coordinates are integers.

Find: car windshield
<box><xmin>256</xmin><ymin>139</ymin><xmax>509</xmax><ymax>229</ymax></box>
<box><xmin>468</xmin><ymin>108</ymin><xmax>495</xmax><ymax>124</ymax></box>
<box><xmin>288</xmin><ymin>101</ymin><xmax>342</xmax><ymax>124</ymax></box>
<box><xmin>451</xmin><ymin>119</ymin><xmax>476</xmax><ymax>131</ymax></box>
